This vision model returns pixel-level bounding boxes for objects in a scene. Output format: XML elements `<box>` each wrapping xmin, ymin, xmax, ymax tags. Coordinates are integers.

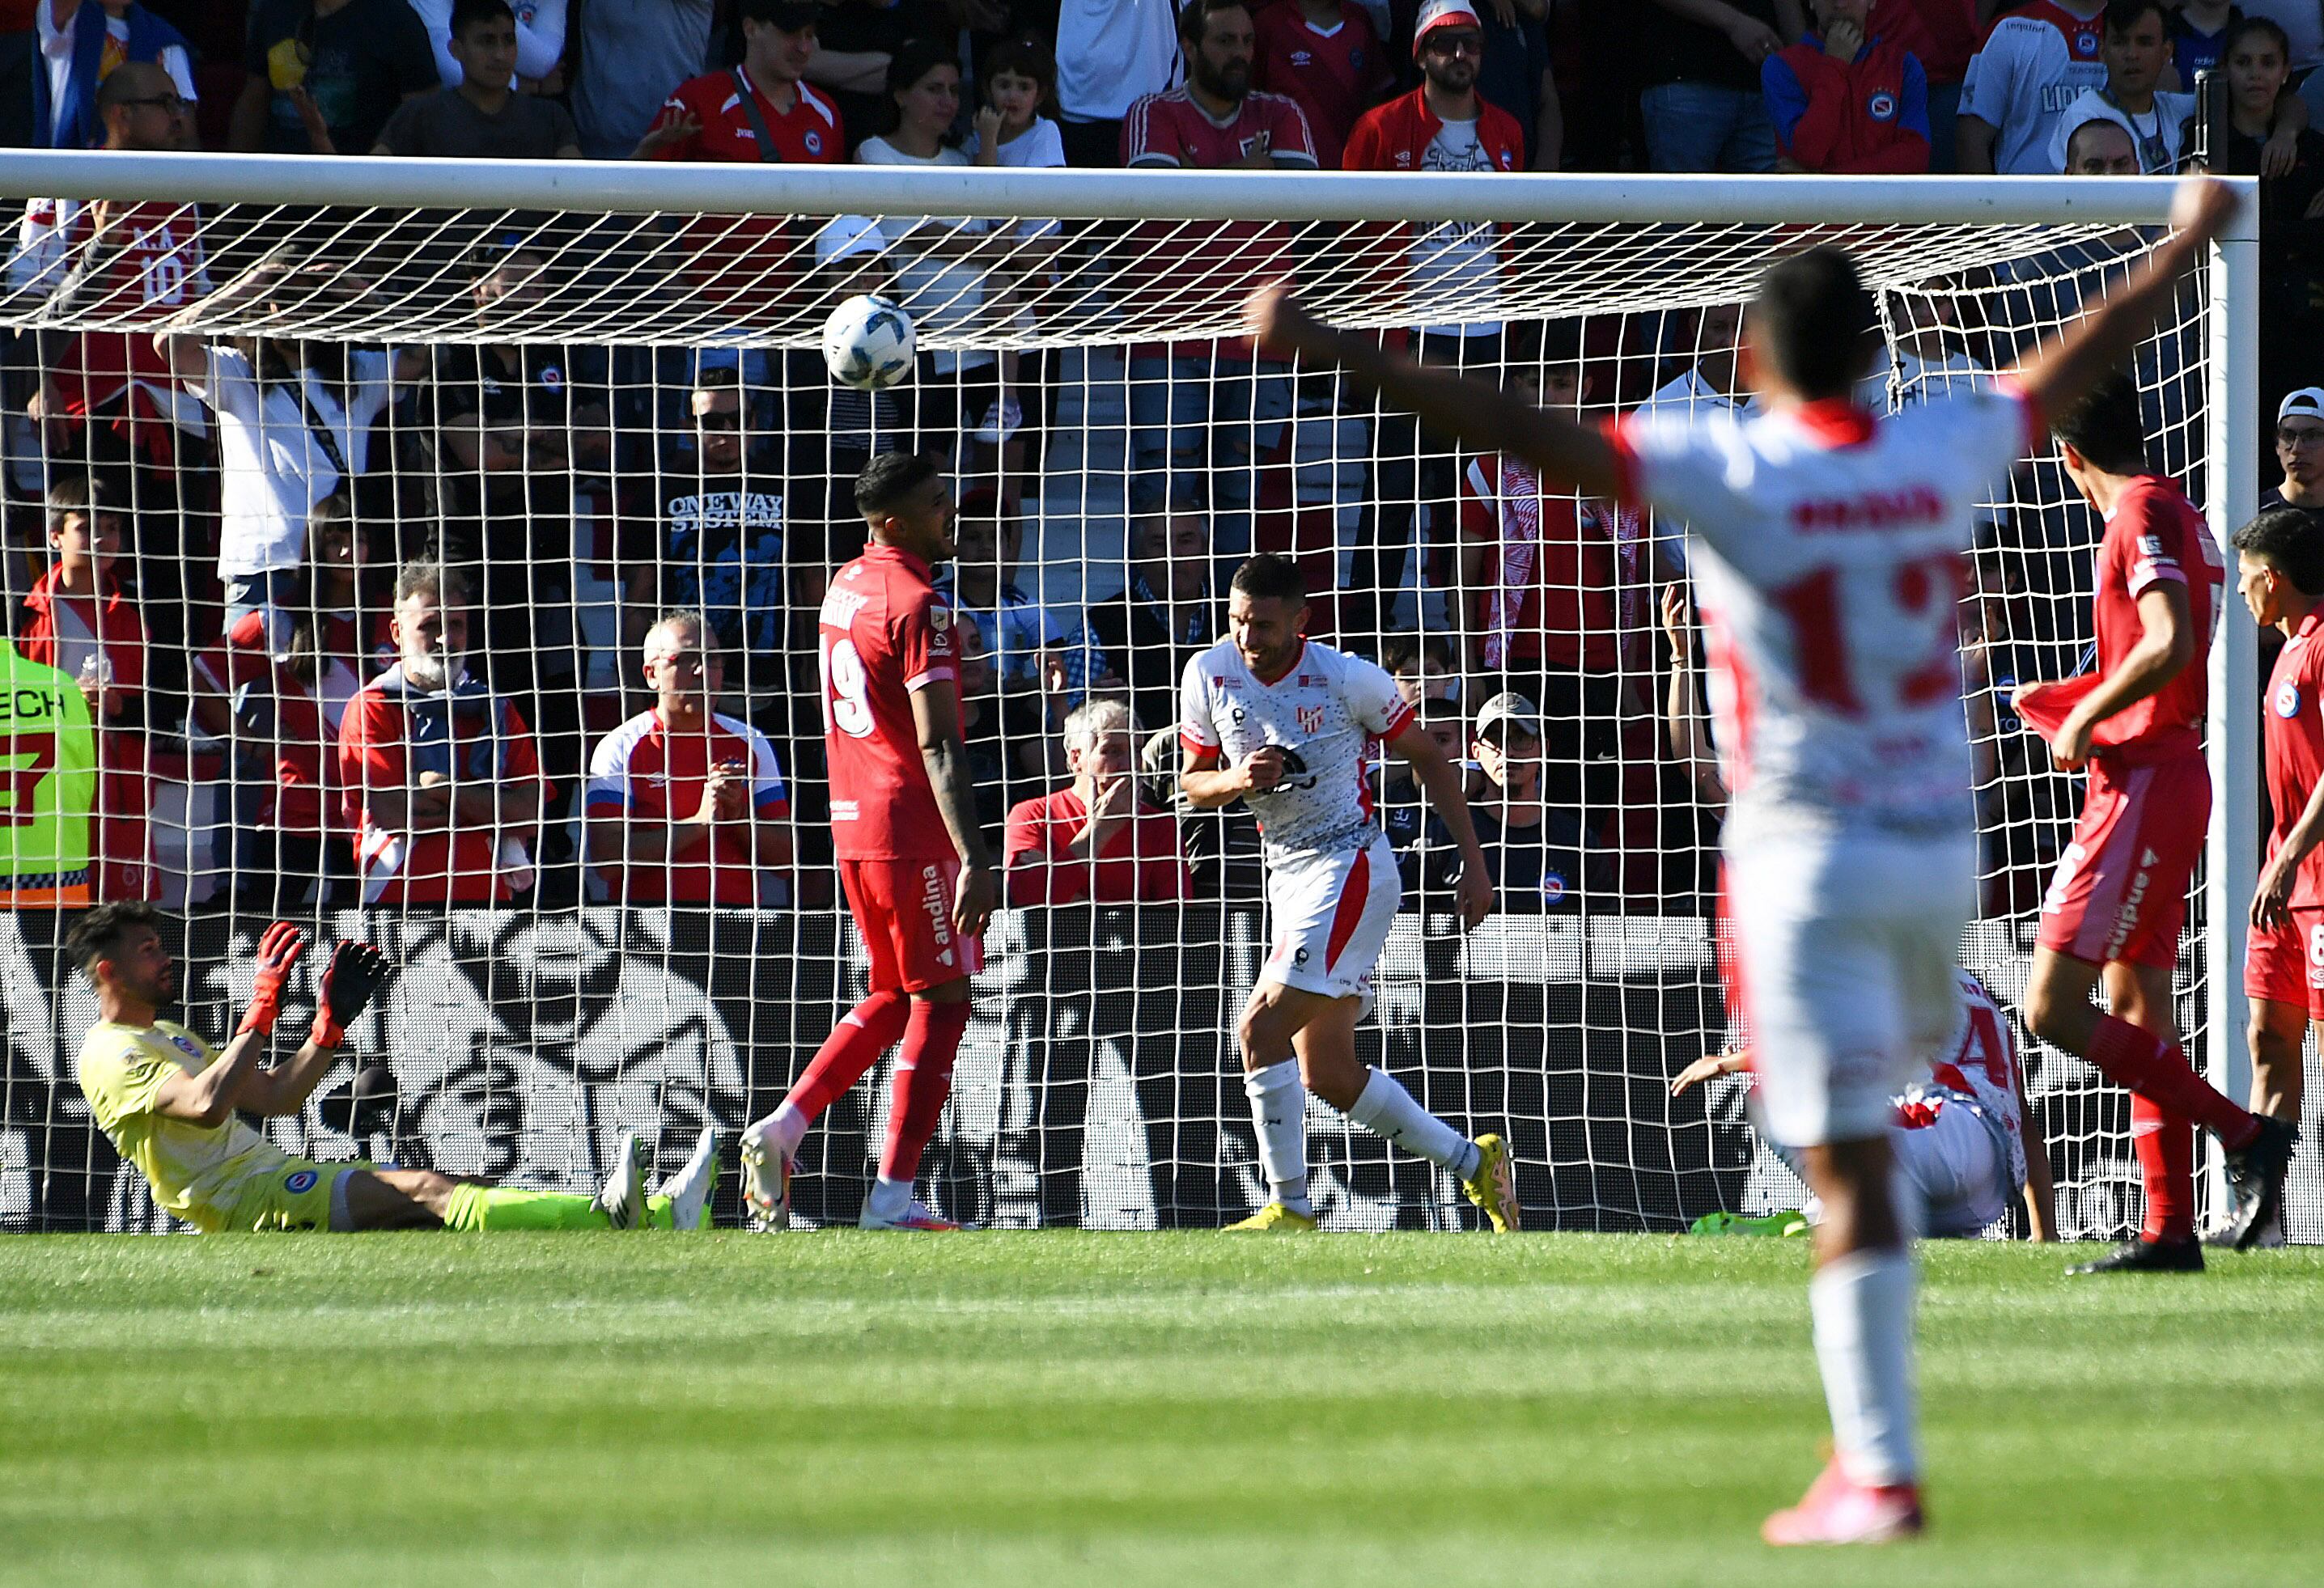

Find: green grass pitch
<box><xmin>4</xmin><ymin>1232</ymin><xmax>2321</xmax><ymax>1586</ymax></box>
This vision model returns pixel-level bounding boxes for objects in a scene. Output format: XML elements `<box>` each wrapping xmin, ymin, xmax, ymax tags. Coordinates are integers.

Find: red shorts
<box><xmin>838</xmin><ymin>856</ymin><xmax>986</xmax><ymax>994</ymax></box>
<box><xmin>2244</xmin><ymin>907</ymin><xmax>2324</xmax><ymax>1019</ymax></box>
<box><xmin>2037</xmin><ymin>753</ymin><xmax>2207</xmax><ymax>970</ymax></box>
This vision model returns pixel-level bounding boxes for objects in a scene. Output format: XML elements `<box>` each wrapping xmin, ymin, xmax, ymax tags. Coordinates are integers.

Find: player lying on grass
<box><xmin>1247</xmin><ymin>174</ymin><xmax>2245</xmax><ymax>1544</ymax></box>
<box><xmin>1674</xmin><ymin>970</ymin><xmax>2057</xmax><ymax>1241</ymax></box>
<box><xmin>1180</xmin><ymin>552</ymin><xmax>1519</xmax><ymax>1233</ymax></box>
<box><xmin>67</xmin><ymin>901</ymin><xmax>719</xmax><ymax>1232</ymax></box>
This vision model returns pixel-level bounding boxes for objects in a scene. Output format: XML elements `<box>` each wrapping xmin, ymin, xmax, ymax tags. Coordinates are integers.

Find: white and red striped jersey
<box><xmin>1610</xmin><ymin>388</ymin><xmax>2037</xmax><ymax>833</ymax></box>
<box><xmin>585</xmin><ymin>709</ymin><xmax>788</xmax><ymax>906</ymax></box>
<box><xmin>1179</xmin><ymin>637</ymin><xmax>1412</xmax><ymax>861</ymax></box>
<box><xmin>1912</xmin><ymin>969</ymin><xmax>2029</xmax><ymax>1192</ymax></box>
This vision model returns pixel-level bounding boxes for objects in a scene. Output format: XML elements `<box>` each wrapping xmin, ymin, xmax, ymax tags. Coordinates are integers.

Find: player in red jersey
<box><xmin>740</xmin><ymin>454</ymin><xmax>999</xmax><ymax>1231</ymax></box>
<box><xmin>2011</xmin><ymin>374</ymin><xmax>2294</xmax><ymax>1272</ymax></box>
<box><xmin>2229</xmin><ymin>506</ymin><xmax>2324</xmax><ymax>1244</ymax></box>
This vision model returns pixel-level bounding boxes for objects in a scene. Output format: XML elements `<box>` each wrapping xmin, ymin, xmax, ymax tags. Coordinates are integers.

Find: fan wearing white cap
<box><xmin>1247</xmin><ymin>178</ymin><xmax>2250</xmax><ymax>1544</ymax></box>
<box><xmin>1177</xmin><ymin>552</ymin><xmax>1520</xmax><ymax>1236</ymax></box>
<box><xmin>2265</xmin><ymin>387</ymin><xmax>2324</xmax><ymax>512</ymax></box>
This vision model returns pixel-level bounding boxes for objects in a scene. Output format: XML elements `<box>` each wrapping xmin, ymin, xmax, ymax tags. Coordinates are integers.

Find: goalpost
<box><xmin>0</xmin><ymin>151</ymin><xmax>2276</xmax><ymax>1239</ymax></box>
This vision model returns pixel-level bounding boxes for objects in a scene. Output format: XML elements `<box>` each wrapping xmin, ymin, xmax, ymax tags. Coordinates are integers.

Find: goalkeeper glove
<box><xmin>235</xmin><ymin>921</ymin><xmax>307</xmax><ymax>1038</ymax></box>
<box><xmin>312</xmin><ymin>940</ymin><xmax>390</xmax><ymax>1050</ymax></box>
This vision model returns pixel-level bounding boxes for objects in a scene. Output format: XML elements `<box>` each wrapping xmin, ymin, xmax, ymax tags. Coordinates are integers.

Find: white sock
<box><xmin>1346</xmin><ymin>1068</ymin><xmax>1478</xmax><ymax>1179</ymax></box>
<box><xmin>1809</xmin><ymin>1247</ymin><xmax>1919</xmax><ymax>1488</ymax></box>
<box><xmin>749</xmin><ymin>1101</ymin><xmax>808</xmax><ymax>1162</ymax></box>
<box><xmin>1245</xmin><ymin>1059</ymin><xmax>1312</xmax><ymax>1214</ymax></box>
<box><xmin>866</xmin><ymin>1175</ymin><xmax>914</xmax><ymax>1222</ymax></box>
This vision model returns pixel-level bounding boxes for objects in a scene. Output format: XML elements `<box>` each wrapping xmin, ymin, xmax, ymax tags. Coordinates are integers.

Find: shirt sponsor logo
<box><xmin>2278</xmin><ymin>678</ymin><xmax>2302</xmax><ymax>718</ymax></box>
<box><xmin>1868</xmin><ymin>91</ymin><xmax>1898</xmax><ymax>121</ymax></box>
<box><xmin>832</xmin><ymin>798</ymin><xmax>859</xmax><ymax>820</ymax></box>
<box><xmin>1789</xmin><ymin>485</ymin><xmax>1945</xmax><ymax>531</ymax></box>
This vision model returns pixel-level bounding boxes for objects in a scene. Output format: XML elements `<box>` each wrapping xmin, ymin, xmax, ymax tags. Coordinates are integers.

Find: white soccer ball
<box><xmin>822</xmin><ymin>293</ymin><xmax>916</xmax><ymax>391</ymax></box>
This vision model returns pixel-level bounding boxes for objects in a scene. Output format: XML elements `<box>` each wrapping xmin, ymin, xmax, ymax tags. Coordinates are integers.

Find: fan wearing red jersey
<box><xmin>1248</xmin><ymin>175</ymin><xmax>2246</xmax><ymax>1544</ymax></box>
<box><xmin>2229</xmin><ymin>506</ymin><xmax>2324</xmax><ymax>1243</ymax></box>
<box><xmin>740</xmin><ymin>454</ymin><xmax>999</xmax><ymax>1232</ymax></box>
<box><xmin>585</xmin><ymin>611</ymin><xmax>793</xmax><ymax>908</ymax></box>
<box><xmin>2011</xmin><ymin>374</ymin><xmax>2292</xmax><ymax>1273</ymax></box>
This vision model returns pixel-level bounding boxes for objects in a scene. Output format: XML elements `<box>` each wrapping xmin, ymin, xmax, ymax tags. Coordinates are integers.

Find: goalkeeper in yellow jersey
<box><xmin>66</xmin><ymin>902</ymin><xmax>719</xmax><ymax>1233</ymax></box>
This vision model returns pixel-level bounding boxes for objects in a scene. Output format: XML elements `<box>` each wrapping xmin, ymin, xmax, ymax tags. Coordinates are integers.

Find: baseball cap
<box><xmin>1412</xmin><ymin>0</ymin><xmax>1482</xmax><ymax>59</ymax></box>
<box><xmin>1472</xmin><ymin>691</ymin><xmax>1542</xmax><ymax>744</ymax></box>
<box><xmin>813</xmin><ymin>212</ymin><xmax>888</xmax><ymax>268</ymax></box>
<box><xmin>2279</xmin><ymin>387</ymin><xmax>2324</xmax><ymax>424</ymax></box>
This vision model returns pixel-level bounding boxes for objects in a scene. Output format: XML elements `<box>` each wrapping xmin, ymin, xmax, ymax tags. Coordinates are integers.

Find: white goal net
<box><xmin>0</xmin><ymin>155</ymin><xmax>2296</xmax><ymax>1240</ymax></box>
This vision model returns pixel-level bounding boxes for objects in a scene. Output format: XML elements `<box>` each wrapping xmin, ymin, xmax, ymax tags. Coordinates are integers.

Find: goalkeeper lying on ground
<box><xmin>66</xmin><ymin>901</ymin><xmax>718</xmax><ymax>1233</ymax></box>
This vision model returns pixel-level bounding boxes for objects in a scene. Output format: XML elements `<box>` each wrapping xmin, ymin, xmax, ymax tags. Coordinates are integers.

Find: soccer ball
<box><xmin>822</xmin><ymin>293</ymin><xmax>916</xmax><ymax>391</ymax></box>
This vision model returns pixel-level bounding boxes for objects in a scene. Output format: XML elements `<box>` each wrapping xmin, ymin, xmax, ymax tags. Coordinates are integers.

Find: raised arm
<box><xmin>2011</xmin><ymin>177</ymin><xmax>2243</xmax><ymax>421</ymax></box>
<box><xmin>1247</xmin><ymin>285</ymin><xmax>1624</xmax><ymax>498</ymax></box>
<box><xmin>149</xmin><ymin>924</ymin><xmax>306</xmax><ymax>1127</ymax></box>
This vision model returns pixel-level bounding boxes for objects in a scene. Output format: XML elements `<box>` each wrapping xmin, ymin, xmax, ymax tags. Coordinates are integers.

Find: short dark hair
<box><xmin>1750</xmin><ymin>247</ymin><xmax>1878</xmax><ymax>401</ymax></box>
<box><xmin>855</xmin><ymin>451</ymin><xmax>942</xmax><ymax>519</ymax></box>
<box><xmin>737</xmin><ymin>0</ymin><xmax>816</xmax><ymax>28</ymax></box>
<box><xmin>393</xmin><ymin>561</ymin><xmax>469</xmax><ymax>608</ymax></box>
<box><xmin>2050</xmin><ymin>372</ymin><xmax>2151</xmax><ymax>475</ymax></box>
<box><xmin>45</xmin><ymin>474</ymin><xmax>125</xmax><ymax>534</ymax></box>
<box><xmin>450</xmin><ymin>0</ymin><xmax>515</xmax><ymax>38</ymax></box>
<box><xmin>1228</xmin><ymin>551</ymin><xmax>1306</xmax><ymax>606</ymax></box>
<box><xmin>2103</xmin><ymin>0</ymin><xmax>2169</xmax><ymax>37</ymax></box>
<box><xmin>2224</xmin><ymin>15</ymin><xmax>2293</xmax><ymax>63</ymax></box>
<box><xmin>2232</xmin><ymin>507</ymin><xmax>2324</xmax><ymax>595</ymax></box>
<box><xmin>65</xmin><ymin>900</ymin><xmax>163</xmax><ymax>979</ymax></box>
<box><xmin>984</xmin><ymin>34</ymin><xmax>1057</xmax><ymax>104</ymax></box>
<box><xmin>693</xmin><ymin>363</ymin><xmax>741</xmax><ymax>394</ymax></box>
<box><xmin>1180</xmin><ymin>0</ymin><xmax>1251</xmax><ymax>43</ymax></box>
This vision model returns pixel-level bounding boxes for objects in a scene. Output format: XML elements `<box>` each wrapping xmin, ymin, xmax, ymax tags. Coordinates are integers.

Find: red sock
<box><xmin>2087</xmin><ymin>1014</ymin><xmax>2259</xmax><ymax>1149</ymax></box>
<box><xmin>880</xmin><ymin>1000</ymin><xmax>971</xmax><ymax>1184</ymax></box>
<box><xmin>2130</xmin><ymin>1095</ymin><xmax>2195</xmax><ymax>1243</ymax></box>
<box><xmin>784</xmin><ymin>990</ymin><xmax>911</xmax><ymax>1124</ymax></box>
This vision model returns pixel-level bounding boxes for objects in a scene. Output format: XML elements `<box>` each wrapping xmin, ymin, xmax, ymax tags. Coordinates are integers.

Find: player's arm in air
<box><xmin>909</xmin><ymin>678</ymin><xmax>999</xmax><ymax>937</ymax></box>
<box><xmin>1385</xmin><ymin>721</ymin><xmax>1494</xmax><ymax>929</ymax></box>
<box><xmin>2028</xmin><ymin>580</ymin><xmax>2193</xmax><ymax>769</ymax></box>
<box><xmin>151</xmin><ymin>926</ymin><xmax>390</xmax><ymax>1124</ymax></box>
<box><xmin>1245</xmin><ymin>177</ymin><xmax>2246</xmax><ymax>490</ymax></box>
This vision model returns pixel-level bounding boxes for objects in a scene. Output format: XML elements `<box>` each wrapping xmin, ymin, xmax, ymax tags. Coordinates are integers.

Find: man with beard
<box><xmin>66</xmin><ymin>902</ymin><xmax>719</xmax><ymax>1230</ymax></box>
<box><xmin>618</xmin><ymin>363</ymin><xmax>791</xmax><ymax>733</ymax></box>
<box><xmin>1121</xmin><ymin>0</ymin><xmax>1315</xmax><ymax>531</ymax></box>
<box><xmin>337</xmin><ymin>561</ymin><xmax>549</xmax><ymax>907</ymax></box>
<box><xmin>1337</xmin><ymin>0</ymin><xmax>1524</xmax><ymax>643</ymax></box>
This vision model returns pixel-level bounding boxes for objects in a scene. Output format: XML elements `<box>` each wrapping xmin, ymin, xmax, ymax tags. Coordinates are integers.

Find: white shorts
<box><xmin>1260</xmin><ymin>835</ymin><xmax>1401</xmax><ymax>1016</ymax></box>
<box><xmin>1725</xmin><ymin>820</ymin><xmax>1974</xmax><ymax>1147</ymax></box>
<box><xmin>1895</xmin><ymin>1099</ymin><xmax>2011</xmax><ymax>1238</ymax></box>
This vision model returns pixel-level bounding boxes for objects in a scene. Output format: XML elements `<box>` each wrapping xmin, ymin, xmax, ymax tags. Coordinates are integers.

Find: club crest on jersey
<box><xmin>804</xmin><ymin>130</ymin><xmax>825</xmax><ymax>155</ymax></box>
<box><xmin>172</xmin><ymin>1034</ymin><xmax>201</xmax><ymax>1057</ymax></box>
<box><xmin>2075</xmin><ymin>30</ymin><xmax>2098</xmax><ymax>53</ymax></box>
<box><xmin>283</xmin><ymin>1169</ymin><xmax>319</xmax><ymax>1194</ymax></box>
<box><xmin>1868</xmin><ymin>91</ymin><xmax>1898</xmax><ymax>121</ymax></box>
<box><xmin>2279</xmin><ymin>678</ymin><xmax>2303</xmax><ymax>718</ymax></box>
<box><xmin>1298</xmin><ymin>705</ymin><xmax>1325</xmax><ymax>735</ymax></box>
<box><xmin>1540</xmin><ymin>872</ymin><xmax>1567</xmax><ymax>904</ymax></box>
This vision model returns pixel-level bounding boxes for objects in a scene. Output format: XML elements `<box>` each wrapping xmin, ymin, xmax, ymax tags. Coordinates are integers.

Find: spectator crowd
<box><xmin>0</xmin><ymin>0</ymin><xmax>2313</xmax><ymax>925</ymax></box>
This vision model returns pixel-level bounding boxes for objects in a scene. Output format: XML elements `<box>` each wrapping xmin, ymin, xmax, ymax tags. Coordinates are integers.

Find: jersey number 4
<box><xmin>1771</xmin><ymin>553</ymin><xmax>1967</xmax><ymax>718</ymax></box>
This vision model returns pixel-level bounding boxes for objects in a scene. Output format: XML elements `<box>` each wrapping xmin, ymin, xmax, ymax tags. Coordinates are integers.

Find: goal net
<box><xmin>0</xmin><ymin>154</ymin><xmax>2291</xmax><ymax>1240</ymax></box>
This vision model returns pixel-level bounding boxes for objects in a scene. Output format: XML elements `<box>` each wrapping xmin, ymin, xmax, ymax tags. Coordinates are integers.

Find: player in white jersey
<box><xmin>1247</xmin><ymin>174</ymin><xmax>2241</xmax><ymax>1544</ymax></box>
<box><xmin>1179</xmin><ymin>553</ymin><xmax>1519</xmax><ymax>1234</ymax></box>
<box><xmin>1675</xmin><ymin>972</ymin><xmax>2058</xmax><ymax>1241</ymax></box>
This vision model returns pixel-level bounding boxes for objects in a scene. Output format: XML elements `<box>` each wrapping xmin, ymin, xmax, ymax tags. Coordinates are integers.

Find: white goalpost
<box><xmin>0</xmin><ymin>150</ymin><xmax>2278</xmax><ymax>1239</ymax></box>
